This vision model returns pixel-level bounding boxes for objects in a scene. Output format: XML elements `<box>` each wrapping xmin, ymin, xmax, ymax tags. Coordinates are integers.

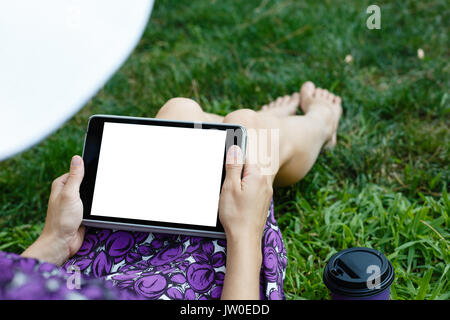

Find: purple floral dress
<box><xmin>0</xmin><ymin>200</ymin><xmax>287</xmax><ymax>300</ymax></box>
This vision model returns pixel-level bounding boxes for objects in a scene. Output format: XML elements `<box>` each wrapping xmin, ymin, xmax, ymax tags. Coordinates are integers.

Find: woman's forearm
<box><xmin>221</xmin><ymin>235</ymin><xmax>262</xmax><ymax>300</ymax></box>
<box><xmin>218</xmin><ymin>145</ymin><xmax>272</xmax><ymax>300</ymax></box>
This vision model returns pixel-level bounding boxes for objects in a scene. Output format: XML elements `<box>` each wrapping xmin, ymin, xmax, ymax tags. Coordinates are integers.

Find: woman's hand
<box><xmin>219</xmin><ymin>145</ymin><xmax>273</xmax><ymax>300</ymax></box>
<box><xmin>22</xmin><ymin>155</ymin><xmax>86</xmax><ymax>266</ymax></box>
<box><xmin>219</xmin><ymin>145</ymin><xmax>273</xmax><ymax>242</ymax></box>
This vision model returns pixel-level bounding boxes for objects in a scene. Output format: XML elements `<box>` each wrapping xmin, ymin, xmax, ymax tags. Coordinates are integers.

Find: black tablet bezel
<box><xmin>80</xmin><ymin>114</ymin><xmax>246</xmax><ymax>235</ymax></box>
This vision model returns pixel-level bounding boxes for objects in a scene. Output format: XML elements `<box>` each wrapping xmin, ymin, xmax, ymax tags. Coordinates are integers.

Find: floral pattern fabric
<box><xmin>0</xmin><ymin>251</ymin><xmax>137</xmax><ymax>300</ymax></box>
<box><xmin>64</xmin><ymin>199</ymin><xmax>287</xmax><ymax>300</ymax></box>
<box><xmin>0</xmin><ymin>199</ymin><xmax>286</xmax><ymax>300</ymax></box>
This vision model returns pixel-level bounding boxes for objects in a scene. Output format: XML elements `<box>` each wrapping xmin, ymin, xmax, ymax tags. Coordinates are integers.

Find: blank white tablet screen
<box><xmin>90</xmin><ymin>122</ymin><xmax>227</xmax><ymax>227</ymax></box>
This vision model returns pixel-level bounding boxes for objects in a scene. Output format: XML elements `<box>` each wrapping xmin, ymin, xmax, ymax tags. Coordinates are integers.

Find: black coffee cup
<box><xmin>323</xmin><ymin>247</ymin><xmax>395</xmax><ymax>300</ymax></box>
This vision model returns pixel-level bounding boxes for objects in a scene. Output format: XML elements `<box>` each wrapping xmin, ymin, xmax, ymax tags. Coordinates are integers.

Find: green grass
<box><xmin>0</xmin><ymin>0</ymin><xmax>448</xmax><ymax>299</ymax></box>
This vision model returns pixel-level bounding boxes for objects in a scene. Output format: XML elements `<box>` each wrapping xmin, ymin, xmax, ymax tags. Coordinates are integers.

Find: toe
<box><xmin>316</xmin><ymin>88</ymin><xmax>325</xmax><ymax>97</ymax></box>
<box><xmin>326</xmin><ymin>91</ymin><xmax>335</xmax><ymax>101</ymax></box>
<box><xmin>300</xmin><ymin>81</ymin><xmax>315</xmax><ymax>98</ymax></box>
<box><xmin>333</xmin><ymin>96</ymin><xmax>342</xmax><ymax>104</ymax></box>
<box><xmin>290</xmin><ymin>92</ymin><xmax>300</xmax><ymax>105</ymax></box>
<box><xmin>299</xmin><ymin>81</ymin><xmax>316</xmax><ymax>112</ymax></box>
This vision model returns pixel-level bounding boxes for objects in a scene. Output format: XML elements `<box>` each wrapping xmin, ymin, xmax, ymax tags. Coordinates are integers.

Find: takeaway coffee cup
<box><xmin>323</xmin><ymin>247</ymin><xmax>395</xmax><ymax>300</ymax></box>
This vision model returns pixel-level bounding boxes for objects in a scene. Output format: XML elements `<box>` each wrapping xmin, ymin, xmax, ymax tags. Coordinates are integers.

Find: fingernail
<box><xmin>226</xmin><ymin>146</ymin><xmax>242</xmax><ymax>164</ymax></box>
<box><xmin>71</xmin><ymin>156</ymin><xmax>81</xmax><ymax>166</ymax></box>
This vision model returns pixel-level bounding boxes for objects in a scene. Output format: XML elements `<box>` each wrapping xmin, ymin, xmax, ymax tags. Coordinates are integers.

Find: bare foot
<box><xmin>299</xmin><ymin>81</ymin><xmax>342</xmax><ymax>148</ymax></box>
<box><xmin>259</xmin><ymin>92</ymin><xmax>300</xmax><ymax>117</ymax></box>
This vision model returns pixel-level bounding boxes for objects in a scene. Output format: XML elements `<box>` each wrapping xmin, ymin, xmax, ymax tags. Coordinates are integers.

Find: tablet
<box><xmin>81</xmin><ymin>115</ymin><xmax>246</xmax><ymax>238</ymax></box>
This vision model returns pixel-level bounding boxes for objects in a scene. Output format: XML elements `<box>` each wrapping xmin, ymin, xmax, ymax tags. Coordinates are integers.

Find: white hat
<box><xmin>0</xmin><ymin>0</ymin><xmax>154</xmax><ymax>161</ymax></box>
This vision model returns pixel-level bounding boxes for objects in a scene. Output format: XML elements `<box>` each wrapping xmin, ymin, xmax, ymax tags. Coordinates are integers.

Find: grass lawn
<box><xmin>0</xmin><ymin>0</ymin><xmax>448</xmax><ymax>300</ymax></box>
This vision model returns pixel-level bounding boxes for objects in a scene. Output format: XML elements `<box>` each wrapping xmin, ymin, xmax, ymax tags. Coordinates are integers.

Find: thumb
<box><xmin>63</xmin><ymin>155</ymin><xmax>84</xmax><ymax>196</ymax></box>
<box><xmin>224</xmin><ymin>145</ymin><xmax>244</xmax><ymax>189</ymax></box>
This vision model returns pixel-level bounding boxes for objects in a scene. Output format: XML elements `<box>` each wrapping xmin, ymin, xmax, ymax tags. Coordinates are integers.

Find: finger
<box><xmin>224</xmin><ymin>145</ymin><xmax>244</xmax><ymax>190</ymax></box>
<box><xmin>242</xmin><ymin>162</ymin><xmax>260</xmax><ymax>179</ymax></box>
<box><xmin>78</xmin><ymin>225</ymin><xmax>86</xmax><ymax>242</ymax></box>
<box><xmin>241</xmin><ymin>163</ymin><xmax>265</xmax><ymax>186</ymax></box>
<box><xmin>62</xmin><ymin>155</ymin><xmax>85</xmax><ymax>197</ymax></box>
<box><xmin>50</xmin><ymin>173</ymin><xmax>70</xmax><ymax>198</ymax></box>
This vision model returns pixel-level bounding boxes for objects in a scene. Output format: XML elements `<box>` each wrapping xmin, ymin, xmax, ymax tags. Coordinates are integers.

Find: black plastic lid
<box><xmin>323</xmin><ymin>247</ymin><xmax>395</xmax><ymax>297</ymax></box>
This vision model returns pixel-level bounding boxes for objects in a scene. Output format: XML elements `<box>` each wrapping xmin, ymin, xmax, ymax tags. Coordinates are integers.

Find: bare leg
<box><xmin>262</xmin><ymin>81</ymin><xmax>342</xmax><ymax>186</ymax></box>
<box><xmin>154</xmin><ymin>82</ymin><xmax>342</xmax><ymax>187</ymax></box>
<box><xmin>156</xmin><ymin>97</ymin><xmax>224</xmax><ymax>123</ymax></box>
